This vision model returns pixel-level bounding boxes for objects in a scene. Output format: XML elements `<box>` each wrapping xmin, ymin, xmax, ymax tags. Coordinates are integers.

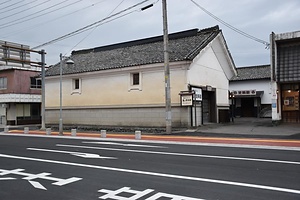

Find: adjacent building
<box><xmin>0</xmin><ymin>41</ymin><xmax>41</xmax><ymax>125</ymax></box>
<box><xmin>230</xmin><ymin>65</ymin><xmax>271</xmax><ymax>118</ymax></box>
<box><xmin>45</xmin><ymin>26</ymin><xmax>236</xmax><ymax>128</ymax></box>
<box><xmin>270</xmin><ymin>30</ymin><xmax>300</xmax><ymax>123</ymax></box>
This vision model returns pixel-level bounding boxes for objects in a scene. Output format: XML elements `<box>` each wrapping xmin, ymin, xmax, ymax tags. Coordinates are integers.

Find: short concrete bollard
<box><xmin>71</xmin><ymin>129</ymin><xmax>77</xmax><ymax>136</ymax></box>
<box><xmin>46</xmin><ymin>128</ymin><xmax>51</xmax><ymax>135</ymax></box>
<box><xmin>4</xmin><ymin>126</ymin><xmax>9</xmax><ymax>133</ymax></box>
<box><xmin>135</xmin><ymin>130</ymin><xmax>141</xmax><ymax>140</ymax></box>
<box><xmin>101</xmin><ymin>130</ymin><xmax>106</xmax><ymax>138</ymax></box>
<box><xmin>24</xmin><ymin>127</ymin><xmax>29</xmax><ymax>134</ymax></box>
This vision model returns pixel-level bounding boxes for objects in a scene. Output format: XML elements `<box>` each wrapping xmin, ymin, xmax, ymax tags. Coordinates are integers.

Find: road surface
<box><xmin>0</xmin><ymin>134</ymin><xmax>299</xmax><ymax>200</ymax></box>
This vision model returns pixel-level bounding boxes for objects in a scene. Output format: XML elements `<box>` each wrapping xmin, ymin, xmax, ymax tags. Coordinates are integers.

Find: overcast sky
<box><xmin>1</xmin><ymin>0</ymin><xmax>299</xmax><ymax>67</ymax></box>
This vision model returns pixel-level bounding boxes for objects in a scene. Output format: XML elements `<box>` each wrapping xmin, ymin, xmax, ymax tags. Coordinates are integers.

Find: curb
<box><xmin>4</xmin><ymin>129</ymin><xmax>300</xmax><ymax>148</ymax></box>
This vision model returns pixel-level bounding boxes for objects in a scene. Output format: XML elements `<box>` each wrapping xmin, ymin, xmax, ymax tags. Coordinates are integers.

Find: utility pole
<box><xmin>59</xmin><ymin>53</ymin><xmax>63</xmax><ymax>135</ymax></box>
<box><xmin>162</xmin><ymin>0</ymin><xmax>172</xmax><ymax>134</ymax></box>
<box><xmin>40</xmin><ymin>49</ymin><xmax>46</xmax><ymax>130</ymax></box>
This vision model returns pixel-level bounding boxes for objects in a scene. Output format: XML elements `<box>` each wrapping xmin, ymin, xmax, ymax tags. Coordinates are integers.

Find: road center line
<box><xmin>56</xmin><ymin>144</ymin><xmax>300</xmax><ymax>165</ymax></box>
<box><xmin>0</xmin><ymin>153</ymin><xmax>299</xmax><ymax>195</ymax></box>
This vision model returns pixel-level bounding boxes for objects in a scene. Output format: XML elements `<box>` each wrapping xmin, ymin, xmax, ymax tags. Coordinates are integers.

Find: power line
<box><xmin>33</xmin><ymin>0</ymin><xmax>152</xmax><ymax>49</ymax></box>
<box><xmin>0</xmin><ymin>0</ymin><xmax>72</xmax><ymax>29</ymax></box>
<box><xmin>190</xmin><ymin>0</ymin><xmax>270</xmax><ymax>48</ymax></box>
<box><xmin>0</xmin><ymin>0</ymin><xmax>23</xmax><ymax>11</ymax></box>
<box><xmin>66</xmin><ymin>0</ymin><xmax>126</xmax><ymax>55</ymax></box>
<box><xmin>0</xmin><ymin>0</ymin><xmax>38</xmax><ymax>16</ymax></box>
<box><xmin>1</xmin><ymin>0</ymin><xmax>108</xmax><ymax>38</ymax></box>
<box><xmin>0</xmin><ymin>0</ymin><xmax>49</xmax><ymax>22</ymax></box>
<box><xmin>1</xmin><ymin>0</ymin><xmax>12</xmax><ymax>5</ymax></box>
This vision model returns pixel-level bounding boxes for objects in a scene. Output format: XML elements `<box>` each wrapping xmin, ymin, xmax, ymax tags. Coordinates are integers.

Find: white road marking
<box><xmin>0</xmin><ymin>177</ymin><xmax>16</xmax><ymax>180</ymax></box>
<box><xmin>98</xmin><ymin>187</ymin><xmax>205</xmax><ymax>200</ymax></box>
<box><xmin>28</xmin><ymin>181</ymin><xmax>47</xmax><ymax>190</ymax></box>
<box><xmin>56</xmin><ymin>144</ymin><xmax>300</xmax><ymax>165</ymax></box>
<box><xmin>99</xmin><ymin>187</ymin><xmax>155</xmax><ymax>200</ymax></box>
<box><xmin>147</xmin><ymin>192</ymin><xmax>202</xmax><ymax>200</ymax></box>
<box><xmin>83</xmin><ymin>141</ymin><xmax>167</xmax><ymax>148</ymax></box>
<box><xmin>27</xmin><ymin>148</ymin><xmax>117</xmax><ymax>159</ymax></box>
<box><xmin>0</xmin><ymin>168</ymin><xmax>82</xmax><ymax>190</ymax></box>
<box><xmin>0</xmin><ymin>153</ymin><xmax>299</xmax><ymax>195</ymax></box>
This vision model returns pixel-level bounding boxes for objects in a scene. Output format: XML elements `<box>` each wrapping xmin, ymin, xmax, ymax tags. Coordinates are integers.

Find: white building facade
<box><xmin>230</xmin><ymin>65</ymin><xmax>271</xmax><ymax>118</ymax></box>
<box><xmin>45</xmin><ymin>26</ymin><xmax>236</xmax><ymax>128</ymax></box>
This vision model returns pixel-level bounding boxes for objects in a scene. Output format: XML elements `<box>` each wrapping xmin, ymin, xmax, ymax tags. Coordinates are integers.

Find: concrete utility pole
<box><xmin>59</xmin><ymin>53</ymin><xmax>63</xmax><ymax>135</ymax></box>
<box><xmin>40</xmin><ymin>49</ymin><xmax>46</xmax><ymax>130</ymax></box>
<box><xmin>162</xmin><ymin>0</ymin><xmax>172</xmax><ymax>134</ymax></box>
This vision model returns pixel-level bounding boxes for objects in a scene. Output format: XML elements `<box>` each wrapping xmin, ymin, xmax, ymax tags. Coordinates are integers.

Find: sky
<box><xmin>0</xmin><ymin>0</ymin><xmax>299</xmax><ymax>67</ymax></box>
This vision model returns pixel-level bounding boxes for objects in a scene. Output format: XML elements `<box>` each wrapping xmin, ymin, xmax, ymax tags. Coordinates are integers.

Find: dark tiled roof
<box><xmin>46</xmin><ymin>26</ymin><xmax>221</xmax><ymax>76</ymax></box>
<box><xmin>230</xmin><ymin>65</ymin><xmax>270</xmax><ymax>81</ymax></box>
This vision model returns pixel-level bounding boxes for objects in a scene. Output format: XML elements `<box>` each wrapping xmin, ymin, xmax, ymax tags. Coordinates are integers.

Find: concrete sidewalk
<box><xmin>179</xmin><ymin>117</ymin><xmax>300</xmax><ymax>139</ymax></box>
<box><xmin>1</xmin><ymin>117</ymin><xmax>300</xmax><ymax>140</ymax></box>
<box><xmin>1</xmin><ymin>117</ymin><xmax>300</xmax><ymax>149</ymax></box>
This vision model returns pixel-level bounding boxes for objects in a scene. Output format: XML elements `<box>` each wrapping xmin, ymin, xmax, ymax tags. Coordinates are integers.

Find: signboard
<box><xmin>193</xmin><ymin>88</ymin><xmax>202</xmax><ymax>101</ymax></box>
<box><xmin>231</xmin><ymin>90</ymin><xmax>256</xmax><ymax>96</ymax></box>
<box><xmin>0</xmin><ymin>40</ymin><xmax>31</xmax><ymax>68</ymax></box>
<box><xmin>181</xmin><ymin>94</ymin><xmax>193</xmax><ymax>106</ymax></box>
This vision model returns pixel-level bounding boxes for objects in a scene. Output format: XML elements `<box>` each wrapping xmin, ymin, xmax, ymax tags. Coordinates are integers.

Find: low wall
<box><xmin>46</xmin><ymin>106</ymin><xmax>190</xmax><ymax>128</ymax></box>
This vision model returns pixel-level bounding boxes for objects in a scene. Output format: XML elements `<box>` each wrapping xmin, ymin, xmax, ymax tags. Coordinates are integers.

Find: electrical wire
<box><xmin>0</xmin><ymin>0</ymin><xmax>72</xmax><ymax>28</ymax></box>
<box><xmin>0</xmin><ymin>0</ymin><xmax>23</xmax><ymax>11</ymax></box>
<box><xmin>0</xmin><ymin>0</ymin><xmax>109</xmax><ymax>38</ymax></box>
<box><xmin>0</xmin><ymin>0</ymin><xmax>49</xmax><ymax>22</ymax></box>
<box><xmin>190</xmin><ymin>0</ymin><xmax>270</xmax><ymax>48</ymax></box>
<box><xmin>65</xmin><ymin>0</ymin><xmax>126</xmax><ymax>56</ymax></box>
<box><xmin>33</xmin><ymin>0</ymin><xmax>152</xmax><ymax>49</ymax></box>
<box><xmin>1</xmin><ymin>0</ymin><xmax>12</xmax><ymax>5</ymax></box>
<box><xmin>0</xmin><ymin>0</ymin><xmax>38</xmax><ymax>16</ymax></box>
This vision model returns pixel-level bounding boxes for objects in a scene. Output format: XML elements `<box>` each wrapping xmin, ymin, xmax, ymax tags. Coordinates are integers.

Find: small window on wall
<box><xmin>30</xmin><ymin>77</ymin><xmax>41</xmax><ymax>89</ymax></box>
<box><xmin>132</xmin><ymin>73</ymin><xmax>139</xmax><ymax>85</ymax></box>
<box><xmin>0</xmin><ymin>77</ymin><xmax>7</xmax><ymax>89</ymax></box>
<box><xmin>129</xmin><ymin>72</ymin><xmax>142</xmax><ymax>91</ymax></box>
<box><xmin>74</xmin><ymin>79</ymin><xmax>80</xmax><ymax>89</ymax></box>
<box><xmin>72</xmin><ymin>78</ymin><xmax>81</xmax><ymax>94</ymax></box>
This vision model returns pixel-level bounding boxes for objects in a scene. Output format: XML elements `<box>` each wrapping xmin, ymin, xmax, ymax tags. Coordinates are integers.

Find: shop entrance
<box><xmin>202</xmin><ymin>91</ymin><xmax>216</xmax><ymax>123</ymax></box>
<box><xmin>241</xmin><ymin>98</ymin><xmax>254</xmax><ymax>117</ymax></box>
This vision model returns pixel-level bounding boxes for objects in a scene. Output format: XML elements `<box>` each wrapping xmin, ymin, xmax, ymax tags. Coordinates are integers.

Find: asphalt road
<box><xmin>0</xmin><ymin>134</ymin><xmax>299</xmax><ymax>200</ymax></box>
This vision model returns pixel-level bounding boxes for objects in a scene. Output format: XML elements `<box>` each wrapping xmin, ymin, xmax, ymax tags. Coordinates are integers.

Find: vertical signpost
<box><xmin>192</xmin><ymin>88</ymin><xmax>202</xmax><ymax>127</ymax></box>
<box><xmin>179</xmin><ymin>91</ymin><xmax>194</xmax><ymax>126</ymax></box>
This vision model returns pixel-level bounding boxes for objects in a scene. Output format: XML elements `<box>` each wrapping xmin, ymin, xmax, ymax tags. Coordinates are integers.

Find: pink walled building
<box><xmin>0</xmin><ymin>40</ymin><xmax>41</xmax><ymax>125</ymax></box>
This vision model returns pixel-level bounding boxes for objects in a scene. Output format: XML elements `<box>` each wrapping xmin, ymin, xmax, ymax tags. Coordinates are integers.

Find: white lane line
<box><xmin>27</xmin><ymin>148</ymin><xmax>116</xmax><ymax>159</ymax></box>
<box><xmin>0</xmin><ymin>153</ymin><xmax>299</xmax><ymax>195</ymax></box>
<box><xmin>83</xmin><ymin>141</ymin><xmax>167</xmax><ymax>148</ymax></box>
<box><xmin>0</xmin><ymin>177</ymin><xmax>16</xmax><ymax>180</ymax></box>
<box><xmin>28</xmin><ymin>181</ymin><xmax>47</xmax><ymax>190</ymax></box>
<box><xmin>56</xmin><ymin>144</ymin><xmax>300</xmax><ymax>165</ymax></box>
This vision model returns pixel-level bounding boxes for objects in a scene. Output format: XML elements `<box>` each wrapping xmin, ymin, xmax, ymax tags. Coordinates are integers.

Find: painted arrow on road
<box><xmin>27</xmin><ymin>148</ymin><xmax>117</xmax><ymax>159</ymax></box>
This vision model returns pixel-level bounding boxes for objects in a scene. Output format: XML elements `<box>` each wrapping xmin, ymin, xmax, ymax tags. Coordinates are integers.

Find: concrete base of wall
<box><xmin>46</xmin><ymin>106</ymin><xmax>190</xmax><ymax>128</ymax></box>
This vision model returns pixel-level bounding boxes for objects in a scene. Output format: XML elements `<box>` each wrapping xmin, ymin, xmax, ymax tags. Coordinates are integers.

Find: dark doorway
<box><xmin>202</xmin><ymin>91</ymin><xmax>216</xmax><ymax>123</ymax></box>
<box><xmin>241</xmin><ymin>98</ymin><xmax>254</xmax><ymax>117</ymax></box>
